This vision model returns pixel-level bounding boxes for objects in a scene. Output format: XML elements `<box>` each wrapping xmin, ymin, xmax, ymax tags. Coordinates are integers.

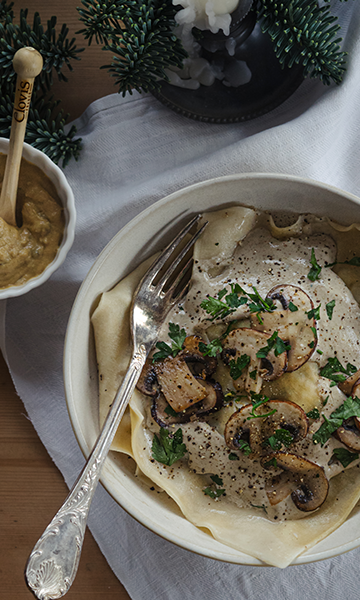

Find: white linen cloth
<box><xmin>4</xmin><ymin>1</ymin><xmax>360</xmax><ymax>598</ymax></box>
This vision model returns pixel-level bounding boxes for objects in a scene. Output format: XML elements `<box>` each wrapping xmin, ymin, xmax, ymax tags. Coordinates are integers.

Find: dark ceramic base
<box><xmin>152</xmin><ymin>23</ymin><xmax>304</xmax><ymax>124</ymax></box>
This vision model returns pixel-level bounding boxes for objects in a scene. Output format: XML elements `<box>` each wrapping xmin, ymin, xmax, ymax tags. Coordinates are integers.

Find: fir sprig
<box><xmin>257</xmin><ymin>0</ymin><xmax>348</xmax><ymax>85</ymax></box>
<box><xmin>0</xmin><ymin>9</ymin><xmax>83</xmax><ymax>165</ymax></box>
<box><xmin>77</xmin><ymin>0</ymin><xmax>187</xmax><ymax>96</ymax></box>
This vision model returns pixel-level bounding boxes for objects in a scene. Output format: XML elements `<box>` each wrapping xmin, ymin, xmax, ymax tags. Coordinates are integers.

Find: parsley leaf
<box><xmin>250</xmin><ymin>503</ymin><xmax>268</xmax><ymax>514</ymax></box>
<box><xmin>237</xmin><ymin>439</ymin><xmax>252</xmax><ymax>455</ymax></box>
<box><xmin>306</xmin><ymin>304</ymin><xmax>321</xmax><ymax>320</ymax></box>
<box><xmin>326</xmin><ymin>257</ymin><xmax>360</xmax><ymax>268</ymax></box>
<box><xmin>247</xmin><ymin>392</ymin><xmax>277</xmax><ymax>420</ymax></box>
<box><xmin>168</xmin><ymin>322</ymin><xmax>187</xmax><ymax>354</ymax></box>
<box><xmin>151</xmin><ymin>428</ymin><xmax>187</xmax><ymax>466</ymax></box>
<box><xmin>153</xmin><ymin>322</ymin><xmax>187</xmax><ymax>361</ymax></box>
<box><xmin>326</xmin><ymin>299</ymin><xmax>336</xmax><ymax>320</ymax></box>
<box><xmin>263</xmin><ymin>457</ymin><xmax>278</xmax><ymax>469</ymax></box>
<box><xmin>256</xmin><ymin>331</ymin><xmax>291</xmax><ymax>359</ymax></box>
<box><xmin>320</xmin><ymin>356</ymin><xmax>357</xmax><ymax>386</ymax></box>
<box><xmin>164</xmin><ymin>405</ymin><xmax>178</xmax><ymax>418</ymax></box>
<box><xmin>228</xmin><ymin>452</ymin><xmax>240</xmax><ymax>460</ymax></box>
<box><xmin>203</xmin><ymin>487</ymin><xmax>225</xmax><ymax>499</ymax></box>
<box><xmin>313</xmin><ymin>396</ymin><xmax>360</xmax><ymax>446</ymax></box>
<box><xmin>332</xmin><ymin>447</ymin><xmax>359</xmax><ymax>468</ymax></box>
<box><xmin>263</xmin><ymin>428</ymin><xmax>294</xmax><ymax>451</ymax></box>
<box><xmin>204</xmin><ymin>475</ymin><xmax>225</xmax><ymax>499</ymax></box>
<box><xmin>210</xmin><ymin>474</ymin><xmax>223</xmax><ymax>486</ymax></box>
<box><xmin>229</xmin><ymin>354</ymin><xmax>251</xmax><ymax>380</ymax></box>
<box><xmin>199</xmin><ymin>338</ymin><xmax>223</xmax><ymax>357</ymax></box>
<box><xmin>288</xmin><ymin>302</ymin><xmax>298</xmax><ymax>312</ymax></box>
<box><xmin>306</xmin><ymin>408</ymin><xmax>320</xmax><ymax>420</ymax></box>
<box><xmin>152</xmin><ymin>341</ymin><xmax>173</xmax><ymax>362</ymax></box>
<box><xmin>200</xmin><ymin>292</ymin><xmax>234</xmax><ymax>320</ymax></box>
<box><xmin>307</xmin><ymin>248</ymin><xmax>322</xmax><ymax>281</ymax></box>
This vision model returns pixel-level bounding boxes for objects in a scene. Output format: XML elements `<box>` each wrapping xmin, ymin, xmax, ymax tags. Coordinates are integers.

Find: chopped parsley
<box><xmin>164</xmin><ymin>405</ymin><xmax>178</xmax><ymax>418</ymax></box>
<box><xmin>237</xmin><ymin>439</ymin><xmax>252</xmax><ymax>455</ymax></box>
<box><xmin>263</xmin><ymin>457</ymin><xmax>278</xmax><ymax>469</ymax></box>
<box><xmin>153</xmin><ymin>322</ymin><xmax>187</xmax><ymax>361</ymax></box>
<box><xmin>229</xmin><ymin>354</ymin><xmax>251</xmax><ymax>380</ymax></box>
<box><xmin>332</xmin><ymin>447</ymin><xmax>359</xmax><ymax>468</ymax></box>
<box><xmin>306</xmin><ymin>408</ymin><xmax>320</xmax><ymax>420</ymax></box>
<box><xmin>228</xmin><ymin>452</ymin><xmax>240</xmax><ymax>460</ymax></box>
<box><xmin>263</xmin><ymin>428</ymin><xmax>294</xmax><ymax>451</ymax></box>
<box><xmin>151</xmin><ymin>428</ymin><xmax>187</xmax><ymax>466</ymax></box>
<box><xmin>204</xmin><ymin>487</ymin><xmax>225</xmax><ymax>499</ymax></box>
<box><xmin>203</xmin><ymin>474</ymin><xmax>225</xmax><ymax>499</ymax></box>
<box><xmin>288</xmin><ymin>302</ymin><xmax>298</xmax><ymax>312</ymax></box>
<box><xmin>256</xmin><ymin>330</ymin><xmax>291</xmax><ymax>359</ymax></box>
<box><xmin>247</xmin><ymin>392</ymin><xmax>277</xmax><ymax>420</ymax></box>
<box><xmin>313</xmin><ymin>395</ymin><xmax>360</xmax><ymax>446</ymax></box>
<box><xmin>199</xmin><ymin>338</ymin><xmax>223</xmax><ymax>357</ymax></box>
<box><xmin>325</xmin><ymin>257</ymin><xmax>360</xmax><ymax>268</ymax></box>
<box><xmin>200</xmin><ymin>283</ymin><xmax>275</xmax><ymax>324</ymax></box>
<box><xmin>320</xmin><ymin>356</ymin><xmax>357</xmax><ymax>387</ymax></box>
<box><xmin>326</xmin><ymin>299</ymin><xmax>336</xmax><ymax>320</ymax></box>
<box><xmin>249</xmin><ymin>368</ymin><xmax>258</xmax><ymax>381</ymax></box>
<box><xmin>250</xmin><ymin>503</ymin><xmax>268</xmax><ymax>514</ymax></box>
<box><xmin>307</xmin><ymin>248</ymin><xmax>322</xmax><ymax>281</ymax></box>
<box><xmin>306</xmin><ymin>304</ymin><xmax>321</xmax><ymax>320</ymax></box>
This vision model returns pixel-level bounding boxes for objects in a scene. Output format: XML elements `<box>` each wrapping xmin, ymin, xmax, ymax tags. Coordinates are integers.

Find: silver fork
<box><xmin>25</xmin><ymin>214</ymin><xmax>208</xmax><ymax>600</ymax></box>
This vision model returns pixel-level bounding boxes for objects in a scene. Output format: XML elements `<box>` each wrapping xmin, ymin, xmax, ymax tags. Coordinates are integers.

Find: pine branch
<box><xmin>0</xmin><ymin>0</ymin><xmax>13</xmax><ymax>21</ymax></box>
<box><xmin>0</xmin><ymin>9</ymin><xmax>83</xmax><ymax>166</ymax></box>
<box><xmin>257</xmin><ymin>0</ymin><xmax>348</xmax><ymax>85</ymax></box>
<box><xmin>77</xmin><ymin>0</ymin><xmax>187</xmax><ymax>95</ymax></box>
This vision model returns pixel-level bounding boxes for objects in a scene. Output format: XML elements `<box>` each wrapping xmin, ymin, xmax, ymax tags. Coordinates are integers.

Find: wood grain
<box><xmin>0</xmin><ymin>1</ymin><xmax>132</xmax><ymax>597</ymax></box>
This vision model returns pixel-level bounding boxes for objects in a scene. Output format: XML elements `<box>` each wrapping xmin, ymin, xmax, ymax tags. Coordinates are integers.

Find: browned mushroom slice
<box><xmin>336</xmin><ymin>419</ymin><xmax>360</xmax><ymax>452</ymax></box>
<box><xmin>224</xmin><ymin>404</ymin><xmax>263</xmax><ymax>456</ymax></box>
<box><xmin>154</xmin><ymin>353</ymin><xmax>207</xmax><ymax>412</ymax></box>
<box><xmin>262</xmin><ymin>400</ymin><xmax>309</xmax><ymax>445</ymax></box>
<box><xmin>136</xmin><ymin>354</ymin><xmax>158</xmax><ymax>396</ymax></box>
<box><xmin>265</xmin><ymin>452</ymin><xmax>329</xmax><ymax>512</ymax></box>
<box><xmin>264</xmin><ymin>471</ymin><xmax>294</xmax><ymax>506</ymax></box>
<box><xmin>221</xmin><ymin>328</ymin><xmax>287</xmax><ymax>394</ymax></box>
<box><xmin>250</xmin><ymin>285</ymin><xmax>316</xmax><ymax>372</ymax></box>
<box><xmin>151</xmin><ymin>380</ymin><xmax>224</xmax><ymax>427</ymax></box>
<box><xmin>338</xmin><ymin>370</ymin><xmax>360</xmax><ymax>396</ymax></box>
<box><xmin>180</xmin><ymin>335</ymin><xmax>217</xmax><ymax>378</ymax></box>
<box><xmin>338</xmin><ymin>376</ymin><xmax>360</xmax><ymax>433</ymax></box>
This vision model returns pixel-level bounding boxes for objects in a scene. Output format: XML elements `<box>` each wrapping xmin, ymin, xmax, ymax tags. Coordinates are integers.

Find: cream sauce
<box><xmin>145</xmin><ymin>210</ymin><xmax>360</xmax><ymax>521</ymax></box>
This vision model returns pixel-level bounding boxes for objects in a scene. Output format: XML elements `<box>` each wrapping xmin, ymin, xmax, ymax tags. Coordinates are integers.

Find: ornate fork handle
<box><xmin>25</xmin><ymin>346</ymin><xmax>147</xmax><ymax>600</ymax></box>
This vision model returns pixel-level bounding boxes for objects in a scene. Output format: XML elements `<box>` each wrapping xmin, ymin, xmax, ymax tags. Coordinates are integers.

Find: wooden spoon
<box><xmin>0</xmin><ymin>47</ymin><xmax>43</xmax><ymax>226</ymax></box>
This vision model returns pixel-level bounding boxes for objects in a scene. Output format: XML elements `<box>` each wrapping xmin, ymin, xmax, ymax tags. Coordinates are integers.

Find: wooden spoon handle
<box><xmin>0</xmin><ymin>47</ymin><xmax>43</xmax><ymax>226</ymax></box>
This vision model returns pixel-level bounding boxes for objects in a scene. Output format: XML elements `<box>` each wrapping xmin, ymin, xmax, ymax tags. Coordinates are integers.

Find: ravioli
<box><xmin>91</xmin><ymin>207</ymin><xmax>360</xmax><ymax>567</ymax></box>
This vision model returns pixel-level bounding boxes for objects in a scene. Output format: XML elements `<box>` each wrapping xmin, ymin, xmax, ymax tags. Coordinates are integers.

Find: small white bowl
<box><xmin>0</xmin><ymin>138</ymin><xmax>76</xmax><ymax>300</ymax></box>
<box><xmin>64</xmin><ymin>174</ymin><xmax>360</xmax><ymax>566</ymax></box>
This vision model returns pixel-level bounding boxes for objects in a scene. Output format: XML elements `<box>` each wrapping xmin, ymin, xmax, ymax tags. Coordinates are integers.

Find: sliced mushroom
<box><xmin>250</xmin><ymin>285</ymin><xmax>316</xmax><ymax>372</ymax></box>
<box><xmin>221</xmin><ymin>328</ymin><xmax>287</xmax><ymax>394</ymax></box>
<box><xmin>337</xmin><ymin>375</ymin><xmax>360</xmax><ymax>442</ymax></box>
<box><xmin>265</xmin><ymin>452</ymin><xmax>329</xmax><ymax>511</ymax></box>
<box><xmin>261</xmin><ymin>399</ymin><xmax>309</xmax><ymax>445</ymax></box>
<box><xmin>224</xmin><ymin>399</ymin><xmax>308</xmax><ymax>457</ymax></box>
<box><xmin>224</xmin><ymin>404</ymin><xmax>263</xmax><ymax>455</ymax></box>
<box><xmin>180</xmin><ymin>335</ymin><xmax>217</xmax><ymax>378</ymax></box>
<box><xmin>154</xmin><ymin>353</ymin><xmax>207</xmax><ymax>412</ymax></box>
<box><xmin>136</xmin><ymin>354</ymin><xmax>158</xmax><ymax>396</ymax></box>
<box><xmin>338</xmin><ymin>370</ymin><xmax>360</xmax><ymax>396</ymax></box>
<box><xmin>152</xmin><ymin>380</ymin><xmax>223</xmax><ymax>427</ymax></box>
<box><xmin>336</xmin><ymin>419</ymin><xmax>360</xmax><ymax>452</ymax></box>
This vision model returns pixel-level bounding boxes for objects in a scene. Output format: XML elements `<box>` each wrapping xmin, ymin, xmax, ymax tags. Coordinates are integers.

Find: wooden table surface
<box><xmin>1</xmin><ymin>2</ymin><xmax>131</xmax><ymax>598</ymax></box>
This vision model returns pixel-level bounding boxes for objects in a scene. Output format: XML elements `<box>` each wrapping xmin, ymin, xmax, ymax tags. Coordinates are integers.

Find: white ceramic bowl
<box><xmin>64</xmin><ymin>174</ymin><xmax>360</xmax><ymax>566</ymax></box>
<box><xmin>0</xmin><ymin>138</ymin><xmax>76</xmax><ymax>299</ymax></box>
